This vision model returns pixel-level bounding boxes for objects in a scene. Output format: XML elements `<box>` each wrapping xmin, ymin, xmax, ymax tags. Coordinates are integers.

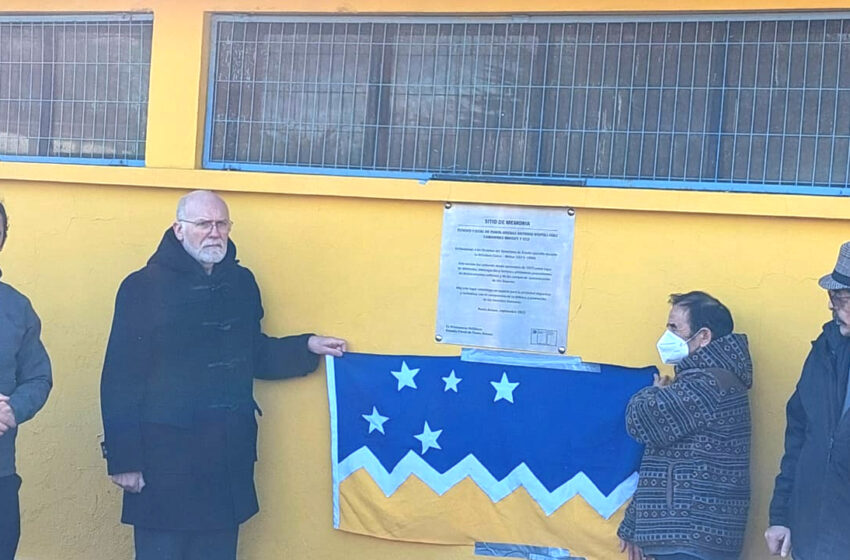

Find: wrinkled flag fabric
<box><xmin>326</xmin><ymin>353</ymin><xmax>654</xmax><ymax>559</ymax></box>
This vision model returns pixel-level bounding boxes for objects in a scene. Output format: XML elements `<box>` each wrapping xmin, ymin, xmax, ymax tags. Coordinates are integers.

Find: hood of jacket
<box><xmin>817</xmin><ymin>319</ymin><xmax>850</xmax><ymax>355</ymax></box>
<box><xmin>675</xmin><ymin>332</ymin><xmax>753</xmax><ymax>389</ymax></box>
<box><xmin>147</xmin><ymin>228</ymin><xmax>238</xmax><ymax>277</ymax></box>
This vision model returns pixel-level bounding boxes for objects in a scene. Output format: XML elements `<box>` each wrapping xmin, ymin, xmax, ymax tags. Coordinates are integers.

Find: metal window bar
<box><xmin>0</xmin><ymin>13</ymin><xmax>152</xmax><ymax>166</ymax></box>
<box><xmin>204</xmin><ymin>13</ymin><xmax>850</xmax><ymax>195</ymax></box>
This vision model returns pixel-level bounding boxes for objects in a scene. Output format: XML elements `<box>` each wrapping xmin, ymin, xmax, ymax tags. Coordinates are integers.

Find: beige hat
<box><xmin>819</xmin><ymin>241</ymin><xmax>850</xmax><ymax>290</ymax></box>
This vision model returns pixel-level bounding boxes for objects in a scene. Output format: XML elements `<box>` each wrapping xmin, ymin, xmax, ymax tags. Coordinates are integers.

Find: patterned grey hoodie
<box><xmin>617</xmin><ymin>333</ymin><xmax>752</xmax><ymax>560</ymax></box>
<box><xmin>0</xmin><ymin>273</ymin><xmax>52</xmax><ymax>478</ymax></box>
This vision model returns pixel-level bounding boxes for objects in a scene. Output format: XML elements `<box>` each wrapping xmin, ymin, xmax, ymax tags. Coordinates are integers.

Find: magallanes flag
<box><xmin>326</xmin><ymin>353</ymin><xmax>655</xmax><ymax>559</ymax></box>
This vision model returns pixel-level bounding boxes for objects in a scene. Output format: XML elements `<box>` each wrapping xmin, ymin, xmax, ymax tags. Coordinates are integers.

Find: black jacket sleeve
<box><xmin>769</xmin><ymin>386</ymin><xmax>807</xmax><ymax>526</ymax></box>
<box><xmin>254</xmin><ymin>332</ymin><xmax>319</xmax><ymax>380</ymax></box>
<box><xmin>247</xmin><ymin>273</ymin><xmax>319</xmax><ymax>380</ymax></box>
<box><xmin>100</xmin><ymin>276</ymin><xmax>150</xmax><ymax>475</ymax></box>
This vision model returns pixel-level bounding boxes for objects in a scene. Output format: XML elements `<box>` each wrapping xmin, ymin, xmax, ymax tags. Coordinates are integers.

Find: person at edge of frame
<box><xmin>766</xmin><ymin>241</ymin><xmax>850</xmax><ymax>560</ymax></box>
<box><xmin>0</xmin><ymin>200</ymin><xmax>53</xmax><ymax>560</ymax></box>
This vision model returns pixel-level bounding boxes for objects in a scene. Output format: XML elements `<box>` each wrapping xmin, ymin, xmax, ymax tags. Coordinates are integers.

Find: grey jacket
<box><xmin>0</xmin><ymin>277</ymin><xmax>52</xmax><ymax>478</ymax></box>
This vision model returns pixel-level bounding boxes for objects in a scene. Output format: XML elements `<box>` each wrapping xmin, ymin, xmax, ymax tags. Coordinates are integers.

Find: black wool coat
<box><xmin>770</xmin><ymin>321</ymin><xmax>850</xmax><ymax>559</ymax></box>
<box><xmin>100</xmin><ymin>229</ymin><xmax>319</xmax><ymax>530</ymax></box>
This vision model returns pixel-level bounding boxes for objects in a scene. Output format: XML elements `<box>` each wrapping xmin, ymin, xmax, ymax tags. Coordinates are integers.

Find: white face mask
<box><xmin>656</xmin><ymin>329</ymin><xmax>695</xmax><ymax>364</ymax></box>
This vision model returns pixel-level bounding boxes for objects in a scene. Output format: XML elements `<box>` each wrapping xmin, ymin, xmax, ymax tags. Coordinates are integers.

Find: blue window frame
<box><xmin>204</xmin><ymin>13</ymin><xmax>850</xmax><ymax>195</ymax></box>
<box><xmin>0</xmin><ymin>13</ymin><xmax>152</xmax><ymax>166</ymax></box>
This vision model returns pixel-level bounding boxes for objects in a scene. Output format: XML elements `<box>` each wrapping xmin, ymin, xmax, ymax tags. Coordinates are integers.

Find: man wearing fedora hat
<box><xmin>766</xmin><ymin>241</ymin><xmax>850</xmax><ymax>559</ymax></box>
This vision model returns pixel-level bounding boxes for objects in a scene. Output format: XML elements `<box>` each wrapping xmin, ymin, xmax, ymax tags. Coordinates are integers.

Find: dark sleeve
<box><xmin>254</xmin><ymin>332</ymin><xmax>319</xmax><ymax>380</ymax></box>
<box><xmin>617</xmin><ymin>498</ymin><xmax>637</xmax><ymax>541</ymax></box>
<box><xmin>625</xmin><ymin>377</ymin><xmax>712</xmax><ymax>447</ymax></box>
<box><xmin>100</xmin><ymin>276</ymin><xmax>150</xmax><ymax>475</ymax></box>
<box><xmin>769</xmin><ymin>386</ymin><xmax>806</xmax><ymax>526</ymax></box>
<box><xmin>247</xmin><ymin>272</ymin><xmax>319</xmax><ymax>380</ymax></box>
<box><xmin>8</xmin><ymin>301</ymin><xmax>52</xmax><ymax>424</ymax></box>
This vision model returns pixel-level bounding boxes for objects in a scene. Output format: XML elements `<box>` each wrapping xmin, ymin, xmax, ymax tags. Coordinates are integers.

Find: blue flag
<box><xmin>327</xmin><ymin>352</ymin><xmax>655</xmax><ymax>550</ymax></box>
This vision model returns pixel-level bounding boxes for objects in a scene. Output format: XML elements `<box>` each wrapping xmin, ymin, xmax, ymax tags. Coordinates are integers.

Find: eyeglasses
<box><xmin>828</xmin><ymin>290</ymin><xmax>850</xmax><ymax>307</ymax></box>
<box><xmin>178</xmin><ymin>219</ymin><xmax>233</xmax><ymax>234</ymax></box>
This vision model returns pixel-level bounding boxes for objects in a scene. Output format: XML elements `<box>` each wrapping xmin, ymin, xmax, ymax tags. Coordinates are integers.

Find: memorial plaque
<box><xmin>435</xmin><ymin>203</ymin><xmax>574</xmax><ymax>353</ymax></box>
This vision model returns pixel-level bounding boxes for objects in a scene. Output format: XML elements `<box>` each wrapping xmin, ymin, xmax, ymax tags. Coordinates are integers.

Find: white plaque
<box><xmin>435</xmin><ymin>203</ymin><xmax>575</xmax><ymax>353</ymax></box>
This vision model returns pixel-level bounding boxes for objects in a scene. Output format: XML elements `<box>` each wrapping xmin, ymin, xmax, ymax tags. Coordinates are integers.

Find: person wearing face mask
<box><xmin>765</xmin><ymin>241</ymin><xmax>850</xmax><ymax>560</ymax></box>
<box><xmin>617</xmin><ymin>291</ymin><xmax>752</xmax><ymax>560</ymax></box>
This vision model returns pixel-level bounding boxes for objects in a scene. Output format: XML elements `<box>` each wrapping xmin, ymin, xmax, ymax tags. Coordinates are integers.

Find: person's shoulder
<box><xmin>228</xmin><ymin>262</ymin><xmax>263</xmax><ymax>308</ymax></box>
<box><xmin>0</xmin><ymin>280</ymin><xmax>34</xmax><ymax>310</ymax></box>
<box><xmin>675</xmin><ymin>367</ymin><xmax>713</xmax><ymax>381</ymax></box>
<box><xmin>671</xmin><ymin>368</ymin><xmax>720</xmax><ymax>395</ymax></box>
<box><xmin>115</xmin><ymin>263</ymin><xmax>164</xmax><ymax>299</ymax></box>
<box><xmin>809</xmin><ymin>322</ymin><xmax>843</xmax><ymax>355</ymax></box>
<box><xmin>233</xmin><ymin>261</ymin><xmax>259</xmax><ymax>285</ymax></box>
<box><xmin>813</xmin><ymin>322</ymin><xmax>833</xmax><ymax>342</ymax></box>
<box><xmin>0</xmin><ymin>281</ymin><xmax>40</xmax><ymax>326</ymax></box>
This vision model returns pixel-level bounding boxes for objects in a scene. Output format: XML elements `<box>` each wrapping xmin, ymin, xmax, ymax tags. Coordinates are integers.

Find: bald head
<box><xmin>176</xmin><ymin>190</ymin><xmax>228</xmax><ymax>221</ymax></box>
<box><xmin>172</xmin><ymin>190</ymin><xmax>231</xmax><ymax>274</ymax></box>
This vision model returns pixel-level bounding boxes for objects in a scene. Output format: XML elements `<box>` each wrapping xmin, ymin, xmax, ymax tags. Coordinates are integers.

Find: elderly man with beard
<box><xmin>618</xmin><ymin>291</ymin><xmax>752</xmax><ymax>560</ymax></box>
<box><xmin>100</xmin><ymin>190</ymin><xmax>347</xmax><ymax>560</ymax></box>
<box><xmin>766</xmin><ymin>241</ymin><xmax>850</xmax><ymax>559</ymax></box>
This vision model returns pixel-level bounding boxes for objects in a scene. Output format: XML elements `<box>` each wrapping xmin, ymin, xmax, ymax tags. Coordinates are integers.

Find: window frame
<box><xmin>202</xmin><ymin>12</ymin><xmax>850</xmax><ymax>196</ymax></box>
<box><xmin>0</xmin><ymin>12</ymin><xmax>153</xmax><ymax>167</ymax></box>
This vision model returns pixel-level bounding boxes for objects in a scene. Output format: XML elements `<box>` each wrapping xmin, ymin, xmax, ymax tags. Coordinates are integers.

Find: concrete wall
<box><xmin>2</xmin><ymin>1</ymin><xmax>850</xmax><ymax>559</ymax></box>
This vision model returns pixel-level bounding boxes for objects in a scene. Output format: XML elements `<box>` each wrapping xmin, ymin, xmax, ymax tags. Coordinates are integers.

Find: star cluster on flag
<box><xmin>363</xmin><ymin>360</ymin><xmax>519</xmax><ymax>456</ymax></box>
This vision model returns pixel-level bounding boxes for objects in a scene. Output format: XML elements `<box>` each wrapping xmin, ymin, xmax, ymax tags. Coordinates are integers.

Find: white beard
<box><xmin>182</xmin><ymin>240</ymin><xmax>226</xmax><ymax>267</ymax></box>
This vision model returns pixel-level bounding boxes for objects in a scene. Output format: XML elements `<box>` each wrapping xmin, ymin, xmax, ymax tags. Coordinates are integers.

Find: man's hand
<box><xmin>618</xmin><ymin>538</ymin><xmax>644</xmax><ymax>560</ymax></box>
<box><xmin>110</xmin><ymin>471</ymin><xmax>146</xmax><ymax>494</ymax></box>
<box><xmin>653</xmin><ymin>373</ymin><xmax>673</xmax><ymax>388</ymax></box>
<box><xmin>308</xmin><ymin>335</ymin><xmax>348</xmax><ymax>357</ymax></box>
<box><xmin>765</xmin><ymin>525</ymin><xmax>792</xmax><ymax>557</ymax></box>
<box><xmin>0</xmin><ymin>394</ymin><xmax>17</xmax><ymax>436</ymax></box>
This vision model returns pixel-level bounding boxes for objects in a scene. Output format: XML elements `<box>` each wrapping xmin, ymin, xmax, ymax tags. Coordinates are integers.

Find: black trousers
<box><xmin>134</xmin><ymin>526</ymin><xmax>239</xmax><ymax>560</ymax></box>
<box><xmin>0</xmin><ymin>474</ymin><xmax>21</xmax><ymax>560</ymax></box>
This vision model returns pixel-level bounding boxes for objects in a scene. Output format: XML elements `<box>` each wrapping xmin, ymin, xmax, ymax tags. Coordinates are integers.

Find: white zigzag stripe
<box><xmin>337</xmin><ymin>446</ymin><xmax>637</xmax><ymax>519</ymax></box>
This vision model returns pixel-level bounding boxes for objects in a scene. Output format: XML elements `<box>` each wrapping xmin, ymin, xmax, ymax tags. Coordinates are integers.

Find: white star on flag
<box><xmin>491</xmin><ymin>372</ymin><xmax>520</xmax><ymax>403</ymax></box>
<box><xmin>441</xmin><ymin>370</ymin><xmax>462</xmax><ymax>392</ymax></box>
<box><xmin>413</xmin><ymin>421</ymin><xmax>442</xmax><ymax>454</ymax></box>
<box><xmin>390</xmin><ymin>361</ymin><xmax>419</xmax><ymax>391</ymax></box>
<box><xmin>361</xmin><ymin>406</ymin><xmax>389</xmax><ymax>434</ymax></box>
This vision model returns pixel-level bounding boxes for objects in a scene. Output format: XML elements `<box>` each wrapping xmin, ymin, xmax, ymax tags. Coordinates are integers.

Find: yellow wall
<box><xmin>2</xmin><ymin>1</ymin><xmax>850</xmax><ymax>559</ymax></box>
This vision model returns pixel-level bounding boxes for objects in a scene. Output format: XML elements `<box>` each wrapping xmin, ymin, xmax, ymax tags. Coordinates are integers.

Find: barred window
<box><xmin>204</xmin><ymin>14</ymin><xmax>850</xmax><ymax>195</ymax></box>
<box><xmin>0</xmin><ymin>14</ymin><xmax>153</xmax><ymax>166</ymax></box>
